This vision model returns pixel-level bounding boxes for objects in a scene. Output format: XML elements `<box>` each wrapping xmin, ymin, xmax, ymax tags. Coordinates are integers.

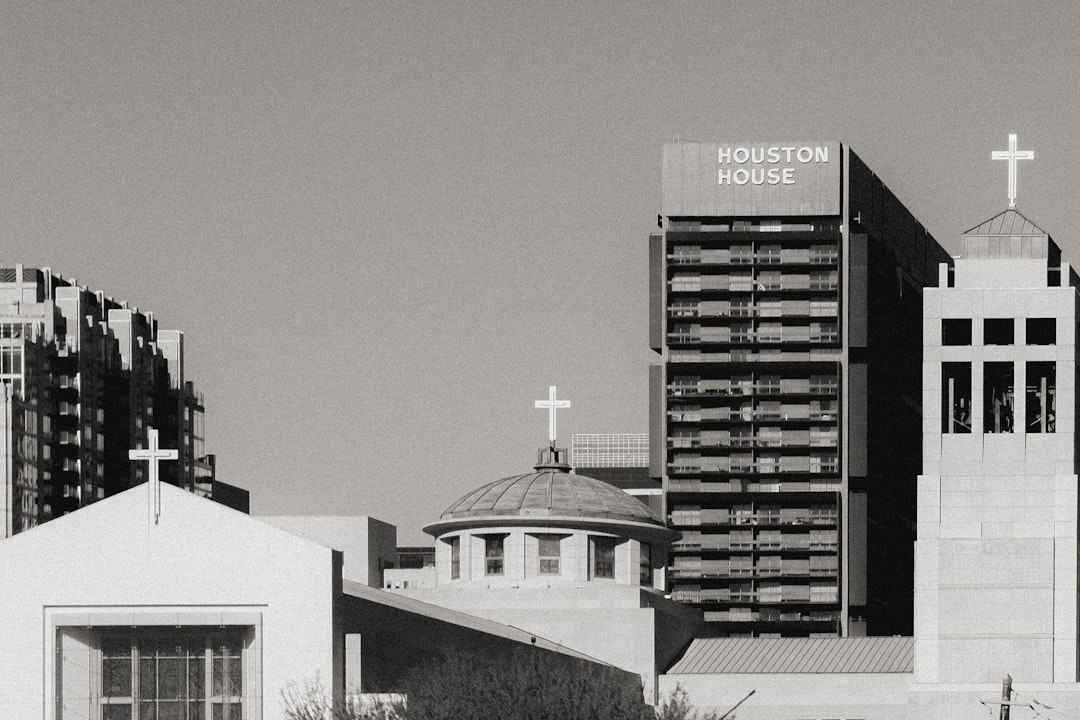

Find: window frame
<box><xmin>536</xmin><ymin>534</ymin><xmax>562</xmax><ymax>576</ymax></box>
<box><xmin>97</xmin><ymin>628</ymin><xmax>245</xmax><ymax>720</ymax></box>
<box><xmin>941</xmin><ymin>318</ymin><xmax>972</xmax><ymax>346</ymax></box>
<box><xmin>639</xmin><ymin>542</ymin><xmax>653</xmax><ymax>586</ymax></box>
<box><xmin>983</xmin><ymin>318</ymin><xmax>1015</xmax><ymax>345</ymax></box>
<box><xmin>984</xmin><ymin>361</ymin><xmax>1016</xmax><ymax>434</ymax></box>
<box><xmin>1026</xmin><ymin>361</ymin><xmax>1056</xmax><ymax>433</ymax></box>
<box><xmin>591</xmin><ymin>536</ymin><xmax>616</xmax><ymax>580</ymax></box>
<box><xmin>50</xmin><ymin>611</ymin><xmax>261</xmax><ymax>720</ymax></box>
<box><xmin>448</xmin><ymin>536</ymin><xmax>461</xmax><ymax>580</ymax></box>
<box><xmin>942</xmin><ymin>362</ymin><xmax>973</xmax><ymax>434</ymax></box>
<box><xmin>484</xmin><ymin>534</ymin><xmax>506</xmax><ymax>576</ymax></box>
<box><xmin>1026</xmin><ymin>317</ymin><xmax>1057</xmax><ymax>345</ymax></box>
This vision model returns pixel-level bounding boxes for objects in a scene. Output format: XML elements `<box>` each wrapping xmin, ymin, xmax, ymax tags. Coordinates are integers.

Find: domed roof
<box><xmin>437</xmin><ymin>468</ymin><xmax>665</xmax><ymax>526</ymax></box>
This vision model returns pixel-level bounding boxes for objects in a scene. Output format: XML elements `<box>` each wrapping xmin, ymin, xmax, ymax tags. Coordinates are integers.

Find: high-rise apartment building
<box><xmin>0</xmin><ymin>265</ymin><xmax>235</xmax><ymax>537</ymax></box>
<box><xmin>650</xmin><ymin>142</ymin><xmax>950</xmax><ymax>637</ymax></box>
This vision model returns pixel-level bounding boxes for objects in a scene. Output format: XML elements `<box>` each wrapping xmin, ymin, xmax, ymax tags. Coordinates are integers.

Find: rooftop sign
<box><xmin>662</xmin><ymin>141</ymin><xmax>842</xmax><ymax>217</ymax></box>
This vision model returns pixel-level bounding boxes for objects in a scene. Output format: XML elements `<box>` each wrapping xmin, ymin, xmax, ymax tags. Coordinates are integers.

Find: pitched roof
<box><xmin>963</xmin><ymin>209</ymin><xmax>1046</xmax><ymax>237</ymax></box>
<box><xmin>666</xmin><ymin>637</ymin><xmax>914</xmax><ymax>675</ymax></box>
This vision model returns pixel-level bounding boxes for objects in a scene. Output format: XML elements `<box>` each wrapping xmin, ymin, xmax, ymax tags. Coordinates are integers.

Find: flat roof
<box><xmin>667</xmin><ymin>636</ymin><xmax>914</xmax><ymax>675</ymax></box>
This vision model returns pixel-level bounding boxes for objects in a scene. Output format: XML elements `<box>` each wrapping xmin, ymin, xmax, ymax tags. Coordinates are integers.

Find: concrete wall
<box><xmin>432</xmin><ymin>525</ymin><xmax>665</xmax><ymax>591</ymax></box>
<box><xmin>908</xmin><ymin>682</ymin><xmax>1080</xmax><ymax>720</ymax></box>
<box><xmin>918</xmin><ymin>269</ymin><xmax>1079</xmax><ymax>684</ymax></box>
<box><xmin>398</xmin><ymin>583</ymin><xmax>700</xmax><ymax>704</ymax></box>
<box><xmin>0</xmin><ymin>484</ymin><xmax>341</xmax><ymax>720</ymax></box>
<box><xmin>260</xmin><ymin>514</ymin><xmax>397</xmax><ymax>587</ymax></box>
<box><xmin>384</xmin><ymin>565</ymin><xmax>437</xmax><ymax>589</ymax></box>
<box><xmin>659</xmin><ymin>672</ymin><xmax>912</xmax><ymax>719</ymax></box>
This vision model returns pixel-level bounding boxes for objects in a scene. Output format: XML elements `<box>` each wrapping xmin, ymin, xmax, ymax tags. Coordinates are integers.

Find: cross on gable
<box><xmin>534</xmin><ymin>385</ymin><xmax>570</xmax><ymax>446</ymax></box>
<box><xmin>991</xmin><ymin>133</ymin><xmax>1034</xmax><ymax>208</ymax></box>
<box><xmin>129</xmin><ymin>426</ymin><xmax>178</xmax><ymax>525</ymax></box>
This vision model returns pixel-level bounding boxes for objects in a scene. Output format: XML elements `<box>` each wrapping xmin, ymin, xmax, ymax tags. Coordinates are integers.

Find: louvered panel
<box><xmin>666</xmin><ymin>637</ymin><xmax>915</xmax><ymax>674</ymax></box>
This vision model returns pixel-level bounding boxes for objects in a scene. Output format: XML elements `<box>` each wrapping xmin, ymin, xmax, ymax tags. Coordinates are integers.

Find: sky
<box><xmin>2</xmin><ymin>1</ymin><xmax>1079</xmax><ymax>543</ymax></box>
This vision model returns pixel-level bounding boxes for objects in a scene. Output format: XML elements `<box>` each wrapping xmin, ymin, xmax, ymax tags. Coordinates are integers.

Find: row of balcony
<box><xmin>669</xmin><ymin>377</ymin><xmax>838</xmax><ymax>397</ymax></box>
<box><xmin>669</xmin><ymin>274</ymin><xmax>840</xmax><ymax>294</ymax></box>
<box><xmin>669</xmin><ymin>587</ymin><xmax>839</xmax><ymax>605</ymax></box>
<box><xmin>666</xmin><ymin>225</ymin><xmax>836</xmax><ymax>237</ymax></box>
<box><xmin>669</xmin><ymin>567</ymin><xmax>838</xmax><ymax>580</ymax></box>
<box><xmin>670</xmin><ymin>438</ymin><xmax>839</xmax><ymax>451</ymax></box>
<box><xmin>671</xmin><ymin>538</ymin><xmax>839</xmax><ymax>553</ymax></box>
<box><xmin>668</xmin><ymin>301</ymin><xmax>839</xmax><ymax>320</ymax></box>
<box><xmin>670</xmin><ymin>423</ymin><xmax>838</xmax><ymax>441</ymax></box>
<box><xmin>669</xmin><ymin>458</ymin><xmax>840</xmax><ymax>476</ymax></box>
<box><xmin>667</xmin><ymin>348</ymin><xmax>843</xmax><ymax>365</ymax></box>
<box><xmin>668</xmin><ymin>403</ymin><xmax>838</xmax><ymax>422</ymax></box>
<box><xmin>701</xmin><ymin>609</ymin><xmax>841</xmax><ymax>624</ymax></box>
<box><xmin>668</xmin><ymin>327</ymin><xmax>840</xmax><ymax>346</ymax></box>
<box><xmin>667</xmin><ymin>249</ymin><xmax>840</xmax><ymax>267</ymax></box>
<box><xmin>668</xmin><ymin>508</ymin><xmax>838</xmax><ymax>526</ymax></box>
<box><xmin>667</xmin><ymin>479</ymin><xmax>842</xmax><ymax>495</ymax></box>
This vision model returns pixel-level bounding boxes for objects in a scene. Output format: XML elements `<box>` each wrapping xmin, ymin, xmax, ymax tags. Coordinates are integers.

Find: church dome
<box><xmin>422</xmin><ymin>448</ymin><xmax>675</xmax><ymax>588</ymax></box>
<box><xmin>437</xmin><ymin>468</ymin><xmax>664</xmax><ymax>526</ymax></box>
<box><xmin>423</xmin><ymin>448</ymin><xmax>672</xmax><ymax>540</ymax></box>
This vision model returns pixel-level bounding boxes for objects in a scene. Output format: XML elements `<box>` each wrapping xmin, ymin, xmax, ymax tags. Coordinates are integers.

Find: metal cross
<box><xmin>534</xmin><ymin>385</ymin><xmax>570</xmax><ymax>445</ymax></box>
<box><xmin>991</xmin><ymin>133</ymin><xmax>1034</xmax><ymax>208</ymax></box>
<box><xmin>129</xmin><ymin>427</ymin><xmax>178</xmax><ymax>524</ymax></box>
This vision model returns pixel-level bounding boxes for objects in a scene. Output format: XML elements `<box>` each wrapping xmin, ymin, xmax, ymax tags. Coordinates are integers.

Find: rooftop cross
<box><xmin>129</xmin><ymin>426</ymin><xmax>178</xmax><ymax>525</ymax></box>
<box><xmin>991</xmin><ymin>133</ymin><xmax>1034</xmax><ymax>208</ymax></box>
<box><xmin>534</xmin><ymin>385</ymin><xmax>570</xmax><ymax>446</ymax></box>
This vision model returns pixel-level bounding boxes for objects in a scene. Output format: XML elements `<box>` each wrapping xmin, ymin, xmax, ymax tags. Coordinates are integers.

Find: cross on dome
<box><xmin>129</xmin><ymin>426</ymin><xmax>178</xmax><ymax>525</ymax></box>
<box><xmin>534</xmin><ymin>385</ymin><xmax>570</xmax><ymax>446</ymax></box>
<box><xmin>991</xmin><ymin>133</ymin><xmax>1034</xmax><ymax>209</ymax></box>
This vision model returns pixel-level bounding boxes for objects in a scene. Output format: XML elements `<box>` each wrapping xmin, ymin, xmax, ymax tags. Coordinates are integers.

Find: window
<box><xmin>671</xmin><ymin>245</ymin><xmax>700</xmax><ymax>264</ymax></box>
<box><xmin>484</xmin><ymin>535</ymin><xmax>505</xmax><ymax>576</ymax></box>
<box><xmin>538</xmin><ymin>535</ymin><xmax>561</xmax><ymax>575</ymax></box>
<box><xmin>99</xmin><ymin>629</ymin><xmax>243</xmax><ymax>720</ymax></box>
<box><xmin>729</xmin><ymin>554</ymin><xmax>752</xmax><ymax>576</ymax></box>
<box><xmin>591</xmin><ymin>537</ymin><xmax>616</xmax><ymax>579</ymax></box>
<box><xmin>669</xmin><ymin>300</ymin><xmax>698</xmax><ymax>318</ymax></box>
<box><xmin>984</xmin><ymin>318</ymin><xmax>1014</xmax><ymax>345</ymax></box>
<box><xmin>942</xmin><ymin>363</ymin><xmax>972</xmax><ymax>433</ymax></box>
<box><xmin>1027</xmin><ymin>318</ymin><xmax>1057</xmax><ymax>345</ymax></box>
<box><xmin>639</xmin><ymin>543</ymin><xmax>653</xmax><ymax>585</ymax></box>
<box><xmin>941</xmin><ymin>319</ymin><xmax>972</xmax><ymax>346</ymax></box>
<box><xmin>448</xmin><ymin>536</ymin><xmax>460</xmax><ymax>579</ymax></box>
<box><xmin>984</xmin><ymin>362</ymin><xmax>1015</xmax><ymax>433</ymax></box>
<box><xmin>0</xmin><ymin>345</ymin><xmax>22</xmax><ymax>374</ymax></box>
<box><xmin>1026</xmin><ymin>362</ymin><xmax>1056</xmax><ymax>433</ymax></box>
<box><xmin>671</xmin><ymin>273</ymin><xmax>700</xmax><ymax>292</ymax></box>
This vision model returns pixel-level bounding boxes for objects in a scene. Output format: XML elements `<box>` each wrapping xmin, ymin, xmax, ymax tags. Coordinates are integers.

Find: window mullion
<box><xmin>132</xmin><ymin>638</ymin><xmax>140</xmax><ymax>720</ymax></box>
<box><xmin>204</xmin><ymin>640</ymin><xmax>213</xmax><ymax>720</ymax></box>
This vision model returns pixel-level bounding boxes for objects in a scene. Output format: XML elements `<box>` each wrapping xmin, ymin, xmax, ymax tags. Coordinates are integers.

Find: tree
<box><xmin>281</xmin><ymin>656</ymin><xmax>721</xmax><ymax>720</ymax></box>
<box><xmin>281</xmin><ymin>675</ymin><xmax>404</xmax><ymax>720</ymax></box>
<box><xmin>398</xmin><ymin>646</ymin><xmax>654</xmax><ymax>720</ymax></box>
<box><xmin>654</xmin><ymin>684</ymin><xmax>722</xmax><ymax>720</ymax></box>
